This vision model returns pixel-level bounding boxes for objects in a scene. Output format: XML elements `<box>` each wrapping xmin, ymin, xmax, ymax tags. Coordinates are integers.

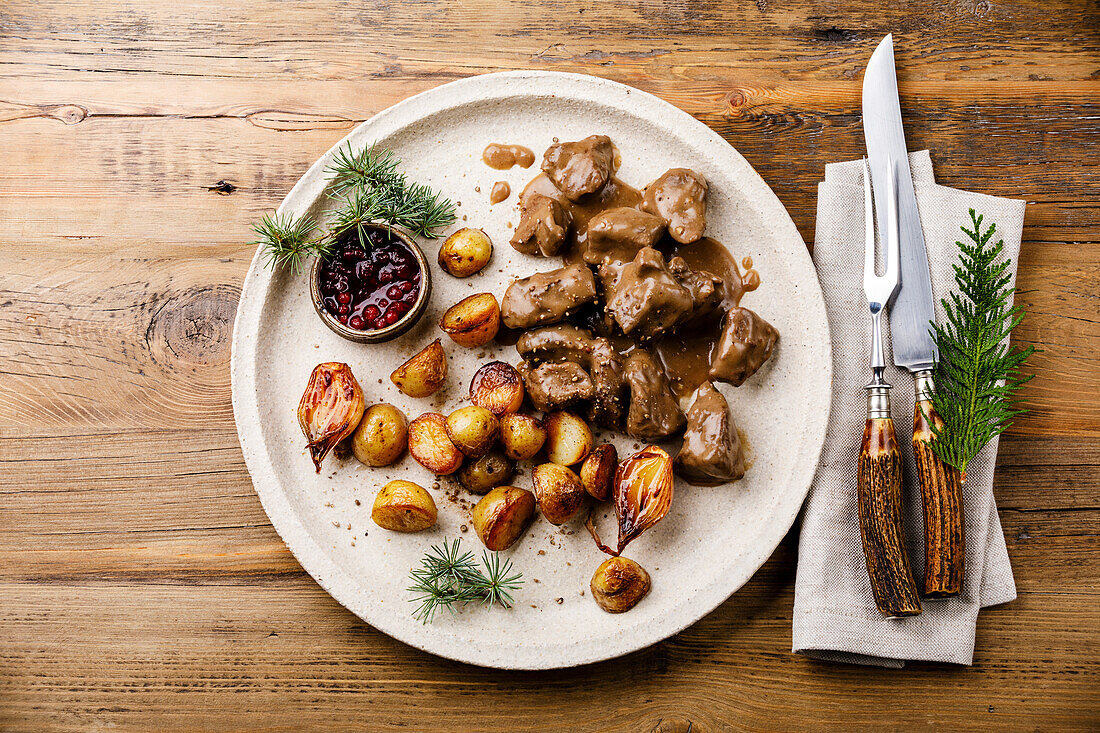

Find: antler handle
<box><xmin>913</xmin><ymin>370</ymin><xmax>965</xmax><ymax>598</ymax></box>
<box><xmin>858</xmin><ymin>387</ymin><xmax>922</xmax><ymax>617</ymax></box>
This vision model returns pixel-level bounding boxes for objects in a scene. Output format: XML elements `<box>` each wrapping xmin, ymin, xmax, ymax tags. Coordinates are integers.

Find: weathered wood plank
<box><xmin>1</xmin><ymin>0</ymin><xmax>1098</xmax><ymax>729</ymax></box>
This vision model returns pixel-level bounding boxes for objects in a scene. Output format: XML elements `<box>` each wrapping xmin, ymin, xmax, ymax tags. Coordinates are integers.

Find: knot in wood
<box><xmin>145</xmin><ymin>284</ymin><xmax>238</xmax><ymax>370</ymax></box>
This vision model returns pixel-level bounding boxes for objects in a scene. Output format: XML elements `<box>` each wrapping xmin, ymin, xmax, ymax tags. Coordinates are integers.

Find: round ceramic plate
<box><xmin>231</xmin><ymin>71</ymin><xmax>831</xmax><ymax>670</ymax></box>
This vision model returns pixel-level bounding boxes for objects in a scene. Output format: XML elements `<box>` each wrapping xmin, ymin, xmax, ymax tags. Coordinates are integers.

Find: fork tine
<box><xmin>863</xmin><ymin>158</ymin><xmax>875</xmax><ymax>283</ymax></box>
<box><xmin>884</xmin><ymin>161</ymin><xmax>900</xmax><ymax>289</ymax></box>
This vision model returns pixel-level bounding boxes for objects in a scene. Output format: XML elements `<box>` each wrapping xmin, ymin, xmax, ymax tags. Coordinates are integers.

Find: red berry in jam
<box><xmin>318</xmin><ymin>230</ymin><xmax>422</xmax><ymax>332</ymax></box>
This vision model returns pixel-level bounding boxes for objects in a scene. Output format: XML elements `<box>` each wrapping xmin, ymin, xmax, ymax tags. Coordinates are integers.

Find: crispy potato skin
<box><xmin>438</xmin><ymin>228</ymin><xmax>493</xmax><ymax>278</ymax></box>
<box><xmin>391</xmin><ymin>339</ymin><xmax>447</xmax><ymax>398</ymax></box>
<box><xmin>591</xmin><ymin>556</ymin><xmax>651</xmax><ymax>613</ymax></box>
<box><xmin>544</xmin><ymin>411</ymin><xmax>594</xmax><ymax>466</ymax></box>
<box><xmin>371</xmin><ymin>480</ymin><xmax>438</xmax><ymax>532</ymax></box>
<box><xmin>445</xmin><ymin>405</ymin><xmax>500</xmax><ymax>457</ymax></box>
<box><xmin>532</xmin><ymin>462</ymin><xmax>586</xmax><ymax>524</ymax></box>
<box><xmin>498</xmin><ymin>413</ymin><xmax>547</xmax><ymax>461</ymax></box>
<box><xmin>471</xmin><ymin>486</ymin><xmax>536</xmax><ymax>551</ymax></box>
<box><xmin>439</xmin><ymin>293</ymin><xmax>501</xmax><ymax>348</ymax></box>
<box><xmin>457</xmin><ymin>449</ymin><xmax>515</xmax><ymax>494</ymax></box>
<box><xmin>469</xmin><ymin>361</ymin><xmax>525</xmax><ymax>416</ymax></box>
<box><xmin>407</xmin><ymin>412</ymin><xmax>464</xmax><ymax>475</ymax></box>
<box><xmin>579</xmin><ymin>444</ymin><xmax>617</xmax><ymax>502</ymax></box>
<box><xmin>352</xmin><ymin>403</ymin><xmax>408</xmax><ymax>467</ymax></box>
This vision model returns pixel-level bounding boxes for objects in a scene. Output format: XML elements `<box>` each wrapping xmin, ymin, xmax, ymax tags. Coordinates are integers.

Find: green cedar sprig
<box><xmin>407</xmin><ymin>538</ymin><xmax>523</xmax><ymax>624</ymax></box>
<box><xmin>927</xmin><ymin>209</ymin><xmax>1035</xmax><ymax>479</ymax></box>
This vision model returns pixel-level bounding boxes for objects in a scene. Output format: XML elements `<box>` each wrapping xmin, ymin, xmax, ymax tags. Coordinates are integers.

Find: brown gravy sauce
<box><xmin>516</xmin><ymin>171</ymin><xmax>761</xmax><ymax>399</ymax></box>
<box><xmin>482</xmin><ymin>143</ymin><xmax>535</xmax><ymax>170</ymax></box>
<box><xmin>489</xmin><ymin>180</ymin><xmax>511</xmax><ymax>204</ymax></box>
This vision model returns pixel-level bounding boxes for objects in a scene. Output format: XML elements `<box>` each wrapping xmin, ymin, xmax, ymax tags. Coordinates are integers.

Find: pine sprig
<box><xmin>326</xmin><ymin>142</ymin><xmax>404</xmax><ymax>197</ymax></box>
<box><xmin>253</xmin><ymin>142</ymin><xmax>456</xmax><ymax>273</ymax></box>
<box><xmin>928</xmin><ymin>209</ymin><xmax>1035</xmax><ymax>479</ymax></box>
<box><xmin>251</xmin><ymin>212</ymin><xmax>327</xmax><ymax>275</ymax></box>
<box><xmin>326</xmin><ymin>142</ymin><xmax>456</xmax><ymax>238</ymax></box>
<box><xmin>407</xmin><ymin>538</ymin><xmax>523</xmax><ymax>623</ymax></box>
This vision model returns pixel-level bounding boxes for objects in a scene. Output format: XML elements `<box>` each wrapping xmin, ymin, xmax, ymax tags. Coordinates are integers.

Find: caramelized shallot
<box><xmin>298</xmin><ymin>362</ymin><xmax>365</xmax><ymax>472</ymax></box>
<box><xmin>586</xmin><ymin>445</ymin><xmax>675</xmax><ymax>556</ymax></box>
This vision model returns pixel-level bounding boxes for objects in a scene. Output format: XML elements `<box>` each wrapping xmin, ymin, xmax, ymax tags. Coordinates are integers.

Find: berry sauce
<box><xmin>318</xmin><ymin>229</ymin><xmax>422</xmax><ymax>331</ymax></box>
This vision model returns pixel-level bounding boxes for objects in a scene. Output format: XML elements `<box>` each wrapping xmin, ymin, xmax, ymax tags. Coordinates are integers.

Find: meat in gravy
<box><xmin>500</xmin><ymin>134</ymin><xmax>776</xmax><ymax>484</ymax></box>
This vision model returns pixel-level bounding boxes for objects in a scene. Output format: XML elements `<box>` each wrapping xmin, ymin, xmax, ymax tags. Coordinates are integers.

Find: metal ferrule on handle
<box><xmin>857</xmin><ymin>159</ymin><xmax>922</xmax><ymax>617</ymax></box>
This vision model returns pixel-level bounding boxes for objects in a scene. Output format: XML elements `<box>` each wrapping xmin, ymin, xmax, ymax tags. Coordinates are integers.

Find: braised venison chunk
<box><xmin>501</xmin><ymin>263</ymin><xmax>598</xmax><ymax>330</ymax></box>
<box><xmin>541</xmin><ymin>134</ymin><xmax>617</xmax><ymax>201</ymax></box>
<box><xmin>709</xmin><ymin>306</ymin><xmax>779</xmax><ymax>387</ymax></box>
<box><xmin>582</xmin><ymin>207</ymin><xmax>665</xmax><ymax>265</ymax></box>
<box><xmin>642</xmin><ymin>168</ymin><xmax>708</xmax><ymax>244</ymax></box>
<box><xmin>520</xmin><ymin>361</ymin><xmax>595</xmax><ymax>412</ymax></box>
<box><xmin>624</xmin><ymin>350</ymin><xmax>686</xmax><ymax>441</ymax></box>
<box><xmin>516</xmin><ymin>324</ymin><xmax>626</xmax><ymax>429</ymax></box>
<box><xmin>510</xmin><ymin>193</ymin><xmax>573</xmax><ymax>256</ymax></box>
<box><xmin>674</xmin><ymin>381</ymin><xmax>746</xmax><ymax>485</ymax></box>
<box><xmin>668</xmin><ymin>256</ymin><xmax>724</xmax><ymax>324</ymax></box>
<box><xmin>606</xmin><ymin>247</ymin><xmax>695</xmax><ymax>341</ymax></box>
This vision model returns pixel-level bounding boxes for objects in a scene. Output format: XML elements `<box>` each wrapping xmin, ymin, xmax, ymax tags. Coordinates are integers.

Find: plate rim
<box><xmin>231</xmin><ymin>69</ymin><xmax>833</xmax><ymax>669</ymax></box>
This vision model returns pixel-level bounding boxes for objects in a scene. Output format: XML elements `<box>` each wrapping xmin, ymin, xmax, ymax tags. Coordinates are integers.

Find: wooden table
<box><xmin>2</xmin><ymin>1</ymin><xmax>1097</xmax><ymax>730</ymax></box>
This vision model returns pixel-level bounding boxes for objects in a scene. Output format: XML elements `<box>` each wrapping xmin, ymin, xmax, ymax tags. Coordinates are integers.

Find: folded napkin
<box><xmin>793</xmin><ymin>151</ymin><xmax>1026</xmax><ymax>667</ymax></box>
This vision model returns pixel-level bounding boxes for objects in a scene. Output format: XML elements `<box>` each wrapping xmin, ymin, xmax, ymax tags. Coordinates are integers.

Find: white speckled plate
<box><xmin>231</xmin><ymin>71</ymin><xmax>831</xmax><ymax>670</ymax></box>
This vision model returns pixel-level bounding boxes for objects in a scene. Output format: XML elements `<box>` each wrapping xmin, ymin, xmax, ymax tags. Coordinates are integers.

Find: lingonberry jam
<box><xmin>318</xmin><ymin>229</ymin><xmax>422</xmax><ymax>332</ymax></box>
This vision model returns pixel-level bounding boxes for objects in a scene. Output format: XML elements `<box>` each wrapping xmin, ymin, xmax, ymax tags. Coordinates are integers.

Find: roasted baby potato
<box><xmin>407</xmin><ymin>412</ymin><xmax>464</xmax><ymax>475</ymax></box>
<box><xmin>445</xmin><ymin>405</ymin><xmax>499</xmax><ymax>457</ymax></box>
<box><xmin>457</xmin><ymin>449</ymin><xmax>514</xmax><ymax>494</ymax></box>
<box><xmin>471</xmin><ymin>486</ymin><xmax>536</xmax><ymax>551</ymax></box>
<box><xmin>544</xmin><ymin>410</ymin><xmax>593</xmax><ymax>466</ymax></box>
<box><xmin>371</xmin><ymin>480</ymin><xmax>438</xmax><ymax>533</ymax></box>
<box><xmin>438</xmin><ymin>227</ymin><xmax>493</xmax><ymax>278</ymax></box>
<box><xmin>390</xmin><ymin>339</ymin><xmax>447</xmax><ymax>398</ymax></box>
<box><xmin>351</xmin><ymin>403</ymin><xmax>408</xmax><ymax>467</ymax></box>
<box><xmin>469</xmin><ymin>361</ymin><xmax>525</xmax><ymax>416</ymax></box>
<box><xmin>532</xmin><ymin>462</ymin><xmax>586</xmax><ymax>524</ymax></box>
<box><xmin>590</xmin><ymin>556</ymin><xmax>651</xmax><ymax>613</ymax></box>
<box><xmin>439</xmin><ymin>293</ymin><xmax>501</xmax><ymax>348</ymax></box>
<box><xmin>579</xmin><ymin>443</ymin><xmax>617</xmax><ymax>502</ymax></box>
<box><xmin>498</xmin><ymin>413</ymin><xmax>547</xmax><ymax>461</ymax></box>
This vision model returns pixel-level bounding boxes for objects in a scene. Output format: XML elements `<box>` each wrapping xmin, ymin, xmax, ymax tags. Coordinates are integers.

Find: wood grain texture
<box><xmin>1</xmin><ymin>0</ymin><xmax>1098</xmax><ymax>730</ymax></box>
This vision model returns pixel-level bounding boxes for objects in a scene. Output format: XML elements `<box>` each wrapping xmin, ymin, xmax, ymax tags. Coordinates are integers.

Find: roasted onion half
<box><xmin>297</xmin><ymin>362</ymin><xmax>365</xmax><ymax>472</ymax></box>
<box><xmin>586</xmin><ymin>445</ymin><xmax>674</xmax><ymax>556</ymax></box>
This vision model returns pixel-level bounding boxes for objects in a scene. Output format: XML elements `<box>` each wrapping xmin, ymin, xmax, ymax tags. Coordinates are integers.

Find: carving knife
<box><xmin>862</xmin><ymin>34</ymin><xmax>965</xmax><ymax>598</ymax></box>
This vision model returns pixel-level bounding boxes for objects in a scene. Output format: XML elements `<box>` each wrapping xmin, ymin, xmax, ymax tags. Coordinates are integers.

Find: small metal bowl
<box><xmin>310</xmin><ymin>222</ymin><xmax>433</xmax><ymax>344</ymax></box>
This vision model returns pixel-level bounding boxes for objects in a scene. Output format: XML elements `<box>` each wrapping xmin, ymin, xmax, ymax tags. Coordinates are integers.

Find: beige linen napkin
<box><xmin>793</xmin><ymin>151</ymin><xmax>1024</xmax><ymax>667</ymax></box>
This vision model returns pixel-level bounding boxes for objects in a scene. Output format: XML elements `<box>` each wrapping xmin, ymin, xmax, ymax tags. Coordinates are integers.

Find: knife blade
<box><xmin>862</xmin><ymin>34</ymin><xmax>965</xmax><ymax>598</ymax></box>
<box><xmin>862</xmin><ymin>34</ymin><xmax>937</xmax><ymax>372</ymax></box>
